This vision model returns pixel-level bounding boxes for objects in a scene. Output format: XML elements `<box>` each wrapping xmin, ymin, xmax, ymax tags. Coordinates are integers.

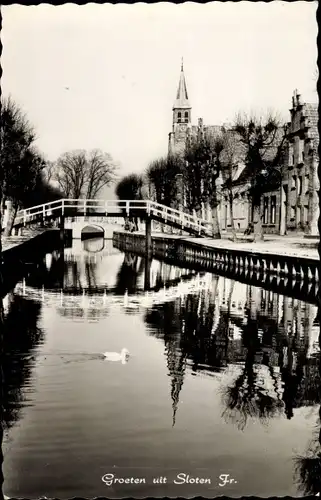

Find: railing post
<box><xmin>164</xmin><ymin>206</ymin><xmax>167</xmax><ymax>223</ymax></box>
<box><xmin>59</xmin><ymin>215</ymin><xmax>65</xmax><ymax>246</ymax></box>
<box><xmin>105</xmin><ymin>200</ymin><xmax>108</xmax><ymax>216</ymax></box>
<box><xmin>84</xmin><ymin>199</ymin><xmax>87</xmax><ymax>216</ymax></box>
<box><xmin>43</xmin><ymin>203</ymin><xmax>46</xmax><ymax>219</ymax></box>
<box><xmin>23</xmin><ymin>210</ymin><xmax>27</xmax><ymax>226</ymax></box>
<box><xmin>126</xmin><ymin>201</ymin><xmax>130</xmax><ymax>216</ymax></box>
<box><xmin>62</xmin><ymin>199</ymin><xmax>65</xmax><ymax>216</ymax></box>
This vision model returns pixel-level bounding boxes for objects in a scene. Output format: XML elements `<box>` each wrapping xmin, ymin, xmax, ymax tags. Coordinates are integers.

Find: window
<box><xmin>301</xmin><ymin>206</ymin><xmax>305</xmax><ymax>223</ymax></box>
<box><xmin>291</xmin><ymin>206</ymin><xmax>296</xmax><ymax>219</ymax></box>
<box><xmin>298</xmin><ymin>176</ymin><xmax>303</xmax><ymax>196</ymax></box>
<box><xmin>292</xmin><ymin>175</ymin><xmax>297</xmax><ymax>190</ymax></box>
<box><xmin>270</xmin><ymin>196</ymin><xmax>276</xmax><ymax>224</ymax></box>
<box><xmin>288</xmin><ymin>144</ymin><xmax>294</xmax><ymax>167</ymax></box>
<box><xmin>299</xmin><ymin>140</ymin><xmax>304</xmax><ymax>163</ymax></box>
<box><xmin>263</xmin><ymin>197</ymin><xmax>269</xmax><ymax>224</ymax></box>
<box><xmin>184</xmin><ymin>111</ymin><xmax>189</xmax><ymax>123</ymax></box>
<box><xmin>177</xmin><ymin>111</ymin><xmax>182</xmax><ymax>123</ymax></box>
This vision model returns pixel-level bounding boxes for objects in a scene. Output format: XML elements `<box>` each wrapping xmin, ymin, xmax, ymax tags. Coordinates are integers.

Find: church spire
<box><xmin>173</xmin><ymin>58</ymin><xmax>191</xmax><ymax>110</ymax></box>
<box><xmin>169</xmin><ymin>59</ymin><xmax>192</xmax><ymax>155</ymax></box>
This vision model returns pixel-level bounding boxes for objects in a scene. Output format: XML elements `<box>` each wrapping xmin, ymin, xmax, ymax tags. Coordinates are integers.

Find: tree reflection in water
<box><xmin>25</xmin><ymin>250</ymin><xmax>65</xmax><ymax>290</ymax></box>
<box><xmin>114</xmin><ymin>253</ymin><xmax>145</xmax><ymax>295</ymax></box>
<box><xmin>0</xmin><ymin>296</ymin><xmax>4</xmax><ymax>497</ymax></box>
<box><xmin>0</xmin><ymin>291</ymin><xmax>44</xmax><ymax>498</ymax></box>
<box><xmin>293</xmin><ymin>305</ymin><xmax>321</xmax><ymax>495</ymax></box>
<box><xmin>1</xmin><ymin>293</ymin><xmax>44</xmax><ymax>429</ymax></box>
<box><xmin>220</xmin><ymin>309</ymin><xmax>284</xmax><ymax>431</ymax></box>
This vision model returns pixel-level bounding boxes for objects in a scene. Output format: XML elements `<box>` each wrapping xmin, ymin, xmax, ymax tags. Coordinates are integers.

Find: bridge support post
<box><xmin>144</xmin><ymin>257</ymin><xmax>151</xmax><ymax>291</ymax></box>
<box><xmin>59</xmin><ymin>216</ymin><xmax>65</xmax><ymax>245</ymax></box>
<box><xmin>145</xmin><ymin>217</ymin><xmax>152</xmax><ymax>259</ymax></box>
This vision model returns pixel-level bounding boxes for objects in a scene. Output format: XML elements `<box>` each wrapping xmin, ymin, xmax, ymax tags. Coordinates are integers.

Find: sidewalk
<box><xmin>136</xmin><ymin>230</ymin><xmax>320</xmax><ymax>260</ymax></box>
<box><xmin>2</xmin><ymin>227</ymin><xmax>48</xmax><ymax>252</ymax></box>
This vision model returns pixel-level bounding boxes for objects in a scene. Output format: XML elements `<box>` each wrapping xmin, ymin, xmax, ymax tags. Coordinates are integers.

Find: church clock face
<box><xmin>177</xmin><ymin>123</ymin><xmax>187</xmax><ymax>133</ymax></box>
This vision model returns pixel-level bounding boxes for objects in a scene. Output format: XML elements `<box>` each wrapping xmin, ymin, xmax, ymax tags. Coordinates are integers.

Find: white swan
<box><xmin>103</xmin><ymin>348</ymin><xmax>130</xmax><ymax>364</ymax></box>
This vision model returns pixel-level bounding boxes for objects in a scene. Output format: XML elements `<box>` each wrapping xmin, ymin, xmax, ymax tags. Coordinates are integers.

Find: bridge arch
<box><xmin>83</xmin><ymin>237</ymin><xmax>105</xmax><ymax>253</ymax></box>
<box><xmin>81</xmin><ymin>224</ymin><xmax>105</xmax><ymax>240</ymax></box>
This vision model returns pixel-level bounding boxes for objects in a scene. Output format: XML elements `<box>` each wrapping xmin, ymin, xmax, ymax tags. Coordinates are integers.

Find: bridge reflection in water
<box><xmin>1</xmin><ymin>237</ymin><xmax>320</xmax><ymax>497</ymax></box>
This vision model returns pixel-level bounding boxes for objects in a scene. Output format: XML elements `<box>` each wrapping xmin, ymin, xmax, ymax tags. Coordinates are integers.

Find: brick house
<box><xmin>280</xmin><ymin>91</ymin><xmax>319</xmax><ymax>236</ymax></box>
<box><xmin>220</xmin><ymin>91</ymin><xmax>319</xmax><ymax>236</ymax></box>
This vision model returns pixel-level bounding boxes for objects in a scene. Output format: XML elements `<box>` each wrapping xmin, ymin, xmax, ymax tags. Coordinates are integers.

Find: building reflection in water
<box><xmin>2</xmin><ymin>245</ymin><xmax>320</xmax><ymax>494</ymax></box>
<box><xmin>144</xmin><ymin>275</ymin><xmax>320</xmax><ymax>436</ymax></box>
<box><xmin>293</xmin><ymin>312</ymin><xmax>321</xmax><ymax>496</ymax></box>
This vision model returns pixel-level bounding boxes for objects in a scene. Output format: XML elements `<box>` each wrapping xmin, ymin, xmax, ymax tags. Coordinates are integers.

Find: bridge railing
<box><xmin>15</xmin><ymin>198</ymin><xmax>213</xmax><ymax>235</ymax></box>
<box><xmin>146</xmin><ymin>200</ymin><xmax>212</xmax><ymax>234</ymax></box>
<box><xmin>15</xmin><ymin>199</ymin><xmax>65</xmax><ymax>226</ymax></box>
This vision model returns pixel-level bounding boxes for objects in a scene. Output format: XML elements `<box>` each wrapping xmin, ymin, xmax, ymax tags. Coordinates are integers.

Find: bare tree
<box><xmin>235</xmin><ymin>112</ymin><xmax>288</xmax><ymax>241</ymax></box>
<box><xmin>220</xmin><ymin>128</ymin><xmax>246</xmax><ymax>241</ymax></box>
<box><xmin>85</xmin><ymin>149</ymin><xmax>117</xmax><ymax>199</ymax></box>
<box><xmin>184</xmin><ymin>131</ymin><xmax>224</xmax><ymax>238</ymax></box>
<box><xmin>146</xmin><ymin>155</ymin><xmax>183</xmax><ymax>208</ymax></box>
<box><xmin>0</xmin><ymin>96</ymin><xmax>41</xmax><ymax>235</ymax></box>
<box><xmin>115</xmin><ymin>173</ymin><xmax>144</xmax><ymax>231</ymax></box>
<box><xmin>42</xmin><ymin>160</ymin><xmax>56</xmax><ymax>184</ymax></box>
<box><xmin>115</xmin><ymin>173</ymin><xmax>144</xmax><ymax>201</ymax></box>
<box><xmin>55</xmin><ymin>150</ymin><xmax>87</xmax><ymax>199</ymax></box>
<box><xmin>54</xmin><ymin>149</ymin><xmax>117</xmax><ymax>199</ymax></box>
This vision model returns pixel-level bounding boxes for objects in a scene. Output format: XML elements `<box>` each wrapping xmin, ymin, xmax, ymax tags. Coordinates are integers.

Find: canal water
<box><xmin>1</xmin><ymin>237</ymin><xmax>320</xmax><ymax>498</ymax></box>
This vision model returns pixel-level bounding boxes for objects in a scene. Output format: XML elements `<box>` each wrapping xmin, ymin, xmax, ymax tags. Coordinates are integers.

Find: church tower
<box><xmin>168</xmin><ymin>59</ymin><xmax>192</xmax><ymax>156</ymax></box>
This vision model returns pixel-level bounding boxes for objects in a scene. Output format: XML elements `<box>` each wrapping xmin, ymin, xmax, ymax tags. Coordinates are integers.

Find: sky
<box><xmin>2</xmin><ymin>2</ymin><xmax>318</xmax><ymax>185</ymax></box>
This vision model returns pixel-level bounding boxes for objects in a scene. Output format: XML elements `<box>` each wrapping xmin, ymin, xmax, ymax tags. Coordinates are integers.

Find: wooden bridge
<box><xmin>14</xmin><ymin>199</ymin><xmax>213</xmax><ymax>241</ymax></box>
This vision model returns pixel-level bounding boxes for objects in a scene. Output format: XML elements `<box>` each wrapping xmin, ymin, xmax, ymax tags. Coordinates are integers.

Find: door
<box><xmin>280</xmin><ymin>184</ymin><xmax>288</xmax><ymax>235</ymax></box>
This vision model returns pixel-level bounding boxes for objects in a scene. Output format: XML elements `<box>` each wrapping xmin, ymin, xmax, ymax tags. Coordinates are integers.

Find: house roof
<box><xmin>304</xmin><ymin>102</ymin><xmax>319</xmax><ymax>150</ymax></box>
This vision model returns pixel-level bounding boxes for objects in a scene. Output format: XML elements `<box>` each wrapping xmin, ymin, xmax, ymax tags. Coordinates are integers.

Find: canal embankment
<box><xmin>1</xmin><ymin>228</ymin><xmax>71</xmax><ymax>298</ymax></box>
<box><xmin>113</xmin><ymin>230</ymin><xmax>320</xmax><ymax>304</ymax></box>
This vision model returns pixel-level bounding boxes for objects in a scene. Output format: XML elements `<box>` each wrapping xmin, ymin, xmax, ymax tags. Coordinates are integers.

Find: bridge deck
<box><xmin>13</xmin><ymin>199</ymin><xmax>213</xmax><ymax>238</ymax></box>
